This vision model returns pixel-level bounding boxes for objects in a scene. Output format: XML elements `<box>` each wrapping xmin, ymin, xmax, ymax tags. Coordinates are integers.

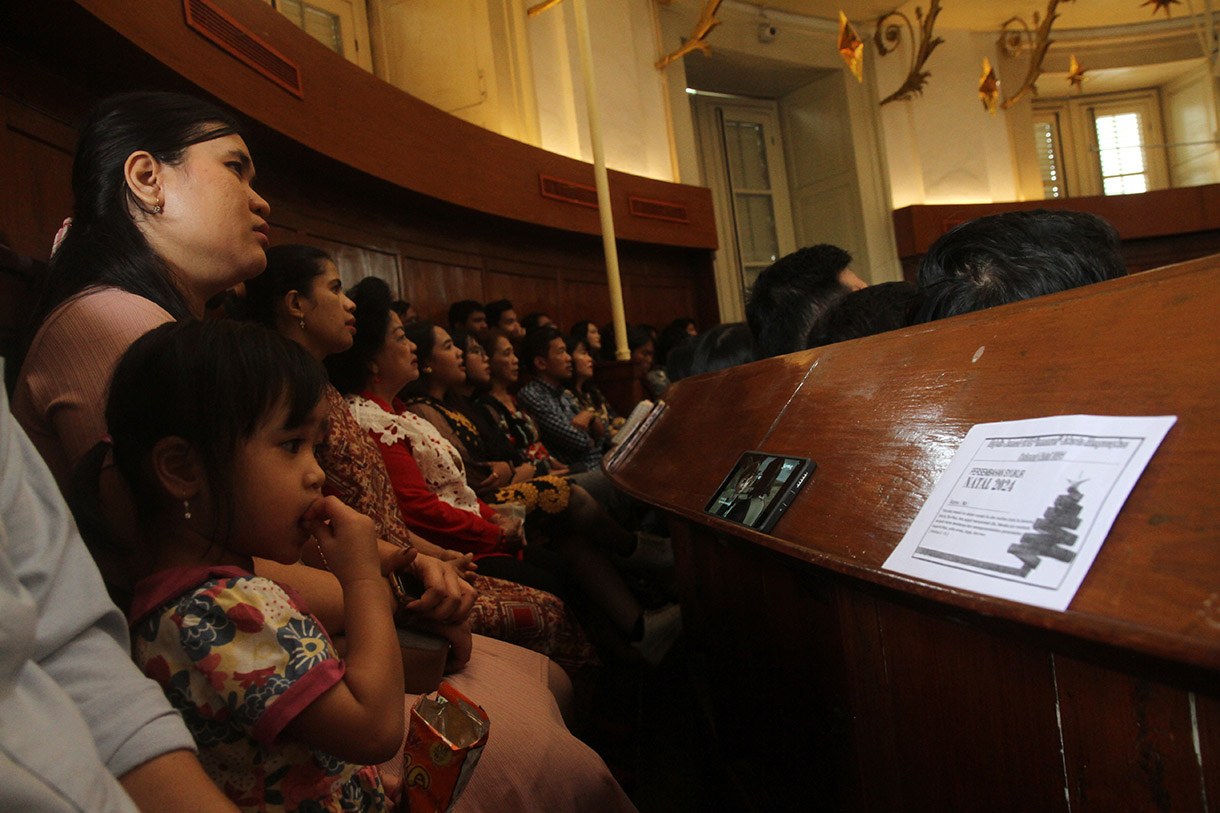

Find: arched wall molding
<box><xmin>26</xmin><ymin>0</ymin><xmax>716</xmax><ymax>251</ymax></box>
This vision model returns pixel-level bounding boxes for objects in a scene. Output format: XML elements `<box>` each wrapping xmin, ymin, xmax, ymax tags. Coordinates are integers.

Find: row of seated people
<box><xmin>645</xmin><ymin>209</ymin><xmax>1128</xmax><ymax>382</ymax></box>
<box><xmin>441</xmin><ymin>297</ymin><xmax>695</xmax><ymax>405</ymax></box>
<box><xmin>5</xmin><ymin>90</ymin><xmax>653</xmax><ymax>812</ymax></box>
<box><xmin>4</xmin><ymin>87</ymin><xmax>1127</xmax><ymax>813</ymax></box>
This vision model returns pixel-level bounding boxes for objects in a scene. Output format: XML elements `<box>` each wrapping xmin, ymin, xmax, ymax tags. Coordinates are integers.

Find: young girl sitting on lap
<box><xmin>96</xmin><ymin>318</ymin><xmax>404</xmax><ymax>810</ymax></box>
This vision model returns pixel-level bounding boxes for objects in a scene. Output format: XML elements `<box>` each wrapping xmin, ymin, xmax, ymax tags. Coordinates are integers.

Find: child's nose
<box><xmin>305</xmin><ymin>458</ymin><xmax>325</xmax><ymax>490</ymax></box>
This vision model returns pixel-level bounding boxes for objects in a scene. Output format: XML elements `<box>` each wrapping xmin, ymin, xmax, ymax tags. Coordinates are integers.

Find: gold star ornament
<box><xmin>838</xmin><ymin>11</ymin><xmax>864</xmax><ymax>82</ymax></box>
<box><xmin>979</xmin><ymin>57</ymin><xmax>999</xmax><ymax>115</ymax></box>
<box><xmin>1141</xmin><ymin>0</ymin><xmax>1181</xmax><ymax>16</ymax></box>
<box><xmin>1067</xmin><ymin>54</ymin><xmax>1086</xmax><ymax>90</ymax></box>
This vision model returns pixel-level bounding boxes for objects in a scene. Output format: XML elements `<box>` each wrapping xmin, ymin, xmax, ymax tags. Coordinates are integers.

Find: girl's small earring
<box><xmin>152</xmin><ymin>201</ymin><xmax>163</xmax><ymax>215</ymax></box>
<box><xmin>183</xmin><ymin>498</ymin><xmax>192</xmax><ymax>521</ymax></box>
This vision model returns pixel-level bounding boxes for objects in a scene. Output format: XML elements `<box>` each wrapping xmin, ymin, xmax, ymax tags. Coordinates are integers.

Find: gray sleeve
<box><xmin>2</xmin><ymin>370</ymin><xmax>196</xmax><ymax>780</ymax></box>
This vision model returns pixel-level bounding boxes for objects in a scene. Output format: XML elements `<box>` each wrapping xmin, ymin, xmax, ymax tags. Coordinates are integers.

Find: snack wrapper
<box><xmin>400</xmin><ymin>682</ymin><xmax>490</xmax><ymax>812</ymax></box>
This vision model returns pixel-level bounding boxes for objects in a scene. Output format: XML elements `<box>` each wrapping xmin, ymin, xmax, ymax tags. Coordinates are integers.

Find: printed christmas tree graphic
<box><xmin>1006</xmin><ymin>479</ymin><xmax>1086</xmax><ymax>577</ymax></box>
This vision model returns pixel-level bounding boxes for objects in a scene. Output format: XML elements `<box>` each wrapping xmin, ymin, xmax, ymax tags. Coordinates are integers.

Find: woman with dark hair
<box><xmin>243</xmin><ymin>246</ymin><xmax>598</xmax><ymax>676</ymax></box>
<box><xmin>241</xmin><ymin>248</ymin><xmax>635</xmax><ymax>811</ymax></box>
<box><xmin>337</xmin><ymin>288</ymin><xmax>681</xmax><ymax>664</ymax></box>
<box><xmin>14</xmin><ymin>91</ymin><xmax>270</xmax><ymax>490</ymax></box>
<box><xmin>565</xmin><ymin>334</ymin><xmax>624</xmax><ymax>440</ymax></box>
<box><xmin>7</xmin><ymin>89</ymin><xmax>271</xmax><ymax>813</ymax></box>
<box><xmin>480</xmin><ymin>329</ymin><xmax>568</xmax><ymax>474</ymax></box>
<box><xmin>399</xmin><ymin>321</ymin><xmax>563</xmax><ymax>501</ymax></box>
<box><xmin>569</xmin><ymin>319</ymin><xmax>602</xmax><ymax>359</ymax></box>
<box><xmin>601</xmin><ymin>323</ymin><xmax>660</xmax><ymax>399</ymax></box>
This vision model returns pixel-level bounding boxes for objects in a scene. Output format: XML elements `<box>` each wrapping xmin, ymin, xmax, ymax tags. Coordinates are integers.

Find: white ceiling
<box><xmin>729</xmin><ymin>0</ymin><xmax>1200</xmax><ymax>31</ymax></box>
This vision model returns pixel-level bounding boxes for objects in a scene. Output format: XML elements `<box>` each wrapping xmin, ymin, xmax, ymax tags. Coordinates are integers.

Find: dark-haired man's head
<box><xmin>669</xmin><ymin>322</ymin><xmax>754</xmax><ymax>383</ymax></box>
<box><xmin>448</xmin><ymin>299</ymin><xmax>486</xmax><ymax>337</ymax></box>
<box><xmin>521</xmin><ymin>325</ymin><xmax>570</xmax><ymax>385</ymax></box>
<box><xmin>807</xmin><ymin>282</ymin><xmax>921</xmax><ymax>348</ymax></box>
<box><xmin>746</xmin><ymin>244</ymin><xmax>864</xmax><ymax>359</ymax></box>
<box><xmin>521</xmin><ymin>312</ymin><xmax>555</xmax><ymax>334</ymax></box>
<box><xmin>914</xmin><ymin>209</ymin><xmax>1126</xmax><ymax>323</ymax></box>
<box><xmin>485</xmin><ymin>299</ymin><xmax>525</xmax><ymax>342</ymax></box>
<box><xmin>392</xmin><ymin>300</ymin><xmax>419</xmax><ymax>325</ymax></box>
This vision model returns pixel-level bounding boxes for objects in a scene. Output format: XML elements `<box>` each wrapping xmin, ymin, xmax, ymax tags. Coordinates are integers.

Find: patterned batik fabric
<box><xmin>405</xmin><ymin>395</ymin><xmax>572</xmax><ymax>515</ymax></box>
<box><xmin>467</xmin><ymin>573</ymin><xmax>599</xmax><ymax>677</ymax></box>
<box><xmin>478</xmin><ymin>393</ymin><xmax>557</xmax><ymax>473</ymax></box>
<box><xmin>319</xmin><ymin>384</ymin><xmax>411</xmax><ymax>549</ymax></box>
<box><xmin>130</xmin><ymin>566</ymin><xmax>388</xmax><ymax>812</ymax></box>
<box><xmin>489</xmin><ymin>474</ymin><xmax>571</xmax><ymax>515</ymax></box>
<box><xmin>319</xmin><ymin>387</ymin><xmax>596</xmax><ymax>674</ymax></box>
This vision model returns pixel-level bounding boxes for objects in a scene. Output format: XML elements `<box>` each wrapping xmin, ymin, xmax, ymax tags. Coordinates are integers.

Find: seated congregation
<box><xmin>3</xmin><ymin>89</ymin><xmax>1137</xmax><ymax>813</ymax></box>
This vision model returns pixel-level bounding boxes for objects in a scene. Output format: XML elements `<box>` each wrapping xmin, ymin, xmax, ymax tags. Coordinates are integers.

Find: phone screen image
<box><xmin>704</xmin><ymin>451</ymin><xmax>814</xmax><ymax>533</ymax></box>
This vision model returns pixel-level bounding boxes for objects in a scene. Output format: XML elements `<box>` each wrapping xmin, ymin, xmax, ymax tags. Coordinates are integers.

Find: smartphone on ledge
<box><xmin>703</xmin><ymin>451</ymin><xmax>814</xmax><ymax>534</ymax></box>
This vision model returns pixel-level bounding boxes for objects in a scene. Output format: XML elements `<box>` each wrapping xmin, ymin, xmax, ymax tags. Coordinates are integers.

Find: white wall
<box><xmin>877</xmin><ymin>18</ymin><xmax>1020</xmax><ymax>206</ymax></box>
<box><xmin>526</xmin><ymin>0</ymin><xmax>675</xmax><ymax>181</ymax></box>
<box><xmin>1163</xmin><ymin>64</ymin><xmax>1220</xmax><ymax>188</ymax></box>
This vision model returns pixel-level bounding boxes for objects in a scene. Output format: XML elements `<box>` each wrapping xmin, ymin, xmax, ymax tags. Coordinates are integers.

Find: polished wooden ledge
<box><xmin>609</xmin><ymin>254</ymin><xmax>1220</xmax><ymax>672</ymax></box>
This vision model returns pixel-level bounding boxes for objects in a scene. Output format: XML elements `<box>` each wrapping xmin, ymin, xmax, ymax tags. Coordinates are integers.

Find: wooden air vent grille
<box><xmin>628</xmin><ymin>196</ymin><xmax>688</xmax><ymax>224</ymax></box>
<box><xmin>183</xmin><ymin>0</ymin><xmax>304</xmax><ymax>98</ymax></box>
<box><xmin>539</xmin><ymin>174</ymin><xmax>599</xmax><ymax>209</ymax></box>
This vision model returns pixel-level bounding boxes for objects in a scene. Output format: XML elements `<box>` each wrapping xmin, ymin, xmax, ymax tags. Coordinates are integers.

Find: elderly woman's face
<box><xmin>145</xmin><ymin>133</ymin><xmax>271</xmax><ymax>307</ymax></box>
<box><xmin>488</xmin><ymin>336</ymin><xmax>519</xmax><ymax>384</ymax></box>
<box><xmin>371</xmin><ymin>311</ymin><xmax>418</xmax><ymax>392</ymax></box>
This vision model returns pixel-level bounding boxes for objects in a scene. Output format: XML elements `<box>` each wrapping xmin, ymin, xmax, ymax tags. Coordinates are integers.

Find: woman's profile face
<box><xmin>371</xmin><ymin>311</ymin><xmax>417</xmax><ymax>392</ymax></box>
<box><xmin>570</xmin><ymin>342</ymin><xmax>594</xmax><ymax>381</ymax></box>
<box><xmin>488</xmin><ymin>336</ymin><xmax>519</xmax><ymax>384</ymax></box>
<box><xmin>303</xmin><ymin>260</ymin><xmax>356</xmax><ymax>358</ymax></box>
<box><xmin>147</xmin><ymin>133</ymin><xmax>271</xmax><ymax>306</ymax></box>
<box><xmin>428</xmin><ymin>327</ymin><xmax>466</xmax><ymax>390</ymax></box>
<box><xmin>463</xmin><ymin>335</ymin><xmax>492</xmax><ymax>388</ymax></box>
<box><xmin>631</xmin><ymin>340</ymin><xmax>655</xmax><ymax>376</ymax></box>
<box><xmin>585</xmin><ymin>324</ymin><xmax>601</xmax><ymax>351</ymax></box>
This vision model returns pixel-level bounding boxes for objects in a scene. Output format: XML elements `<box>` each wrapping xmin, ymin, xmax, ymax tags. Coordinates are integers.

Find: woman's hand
<box><xmin>490</xmin><ymin>511</ymin><xmax>525</xmax><ymax>551</ymax></box>
<box><xmin>413</xmin><ymin>618</ymin><xmax>474</xmax><ymax>672</ymax></box>
<box><xmin>570</xmin><ymin>410</ymin><xmax>595</xmax><ymax>434</ymax></box>
<box><xmin>401</xmin><ymin>552</ymin><xmax>477</xmax><ymax>623</ymax></box>
<box><xmin>302</xmin><ymin>497</ymin><xmax>382</xmax><ymax>587</ymax></box>
<box><xmin>510</xmin><ymin>462</ymin><xmax>536</xmax><ymax>483</ymax></box>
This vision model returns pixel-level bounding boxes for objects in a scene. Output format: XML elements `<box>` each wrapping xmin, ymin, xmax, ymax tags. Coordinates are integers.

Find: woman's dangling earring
<box><xmin>300</xmin><ymin>316</ymin><xmax>306</xmax><ymax>330</ymax></box>
<box><xmin>183</xmin><ymin>498</ymin><xmax>192</xmax><ymax>520</ymax></box>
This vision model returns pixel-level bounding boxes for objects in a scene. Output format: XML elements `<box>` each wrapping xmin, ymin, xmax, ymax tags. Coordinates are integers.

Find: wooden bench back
<box><xmin>612</xmin><ymin>254</ymin><xmax>1220</xmax><ymax>669</ymax></box>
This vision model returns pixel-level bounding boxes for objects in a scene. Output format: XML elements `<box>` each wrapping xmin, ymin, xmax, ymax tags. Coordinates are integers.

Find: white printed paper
<box><xmin>883</xmin><ymin>414</ymin><xmax>1177</xmax><ymax>611</ymax></box>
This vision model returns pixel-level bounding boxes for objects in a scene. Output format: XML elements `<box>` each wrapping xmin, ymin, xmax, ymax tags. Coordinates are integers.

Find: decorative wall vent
<box><xmin>183</xmin><ymin>0</ymin><xmax>304</xmax><ymax>98</ymax></box>
<box><xmin>539</xmin><ymin>174</ymin><xmax>599</xmax><ymax>209</ymax></box>
<box><xmin>628</xmin><ymin>196</ymin><xmax>689</xmax><ymax>224</ymax></box>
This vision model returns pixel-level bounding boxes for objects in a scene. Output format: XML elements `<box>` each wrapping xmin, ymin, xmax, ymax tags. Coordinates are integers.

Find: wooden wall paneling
<box><xmin>1195</xmin><ymin>690</ymin><xmax>1220</xmax><ymax>812</ymax></box>
<box><xmin>1054</xmin><ymin>654</ymin><xmax>1205</xmax><ymax>812</ymax></box>
<box><xmin>833</xmin><ymin>587</ymin><xmax>903</xmax><ymax>812</ymax></box>
<box><xmin>557</xmin><ymin>270</ymin><xmax>613</xmax><ymax>333</ymax></box>
<box><xmin>483</xmin><ymin>267</ymin><xmax>561</xmax><ymax>324</ymax></box>
<box><xmin>871</xmin><ymin>601</ymin><xmax>1068</xmax><ymax>811</ymax></box>
<box><xmin>0</xmin><ymin>95</ymin><xmax>75</xmax><ymax>260</ymax></box>
<box><xmin>396</xmin><ymin>259</ymin><xmax>482</xmax><ymax>326</ymax></box>
<box><xmin>675</xmin><ymin>521</ymin><xmax>856</xmax><ymax>809</ymax></box>
<box><xmin>623</xmin><ymin>275</ymin><xmax>699</xmax><ymax>332</ymax></box>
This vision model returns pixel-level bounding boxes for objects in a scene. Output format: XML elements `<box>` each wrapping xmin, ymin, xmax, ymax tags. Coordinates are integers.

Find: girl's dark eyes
<box><xmin>280</xmin><ymin>438</ymin><xmax>304</xmax><ymax>454</ymax></box>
